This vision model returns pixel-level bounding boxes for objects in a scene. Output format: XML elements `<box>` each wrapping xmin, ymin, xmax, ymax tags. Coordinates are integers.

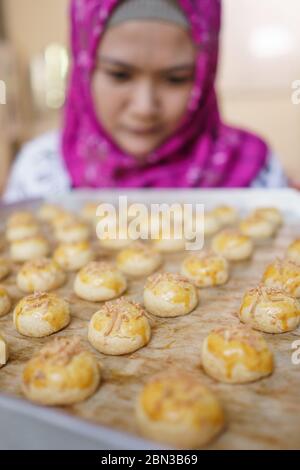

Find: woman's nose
<box><xmin>130</xmin><ymin>80</ymin><xmax>159</xmax><ymax>119</ymax></box>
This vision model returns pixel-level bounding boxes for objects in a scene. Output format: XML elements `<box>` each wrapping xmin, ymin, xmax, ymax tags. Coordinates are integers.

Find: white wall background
<box><xmin>218</xmin><ymin>0</ymin><xmax>300</xmax><ymax>180</ymax></box>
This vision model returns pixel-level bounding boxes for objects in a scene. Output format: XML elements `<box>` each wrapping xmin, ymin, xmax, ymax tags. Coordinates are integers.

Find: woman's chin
<box><xmin>118</xmin><ymin>145</ymin><xmax>155</xmax><ymax>160</ymax></box>
<box><xmin>116</xmin><ymin>138</ymin><xmax>166</xmax><ymax>161</ymax></box>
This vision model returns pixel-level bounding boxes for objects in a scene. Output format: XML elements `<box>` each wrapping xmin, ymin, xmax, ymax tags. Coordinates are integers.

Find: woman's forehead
<box><xmin>99</xmin><ymin>21</ymin><xmax>196</xmax><ymax>68</ymax></box>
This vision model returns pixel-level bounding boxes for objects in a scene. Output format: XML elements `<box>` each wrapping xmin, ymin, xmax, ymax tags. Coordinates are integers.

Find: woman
<box><xmin>4</xmin><ymin>0</ymin><xmax>287</xmax><ymax>202</ymax></box>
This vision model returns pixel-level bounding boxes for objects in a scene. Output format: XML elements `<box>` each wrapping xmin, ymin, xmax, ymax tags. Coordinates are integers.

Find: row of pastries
<box><xmin>0</xmin><ymin>201</ymin><xmax>299</xmax><ymax>449</ymax></box>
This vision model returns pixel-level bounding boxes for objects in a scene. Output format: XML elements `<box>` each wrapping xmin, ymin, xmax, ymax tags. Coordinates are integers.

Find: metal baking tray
<box><xmin>0</xmin><ymin>188</ymin><xmax>299</xmax><ymax>450</ymax></box>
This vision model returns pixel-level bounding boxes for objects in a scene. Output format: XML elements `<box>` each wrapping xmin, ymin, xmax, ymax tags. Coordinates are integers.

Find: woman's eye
<box><xmin>107</xmin><ymin>70</ymin><xmax>131</xmax><ymax>82</ymax></box>
<box><xmin>166</xmin><ymin>76</ymin><xmax>193</xmax><ymax>85</ymax></box>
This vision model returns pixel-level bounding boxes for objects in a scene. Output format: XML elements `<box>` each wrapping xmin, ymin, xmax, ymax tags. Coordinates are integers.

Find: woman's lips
<box><xmin>124</xmin><ymin>126</ymin><xmax>161</xmax><ymax>136</ymax></box>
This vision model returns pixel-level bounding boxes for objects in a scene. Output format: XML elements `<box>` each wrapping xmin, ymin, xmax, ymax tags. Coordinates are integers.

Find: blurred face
<box><xmin>92</xmin><ymin>21</ymin><xmax>196</xmax><ymax>159</ymax></box>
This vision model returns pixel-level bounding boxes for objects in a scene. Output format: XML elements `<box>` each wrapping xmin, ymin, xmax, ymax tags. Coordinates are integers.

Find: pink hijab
<box><xmin>62</xmin><ymin>0</ymin><xmax>268</xmax><ymax>188</ymax></box>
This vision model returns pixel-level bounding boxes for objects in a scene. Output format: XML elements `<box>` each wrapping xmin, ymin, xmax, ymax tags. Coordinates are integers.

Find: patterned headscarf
<box><xmin>62</xmin><ymin>0</ymin><xmax>268</xmax><ymax>188</ymax></box>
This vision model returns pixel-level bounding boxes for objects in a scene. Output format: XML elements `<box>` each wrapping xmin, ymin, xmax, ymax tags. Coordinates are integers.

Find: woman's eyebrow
<box><xmin>99</xmin><ymin>56</ymin><xmax>195</xmax><ymax>72</ymax></box>
<box><xmin>99</xmin><ymin>56</ymin><xmax>136</xmax><ymax>70</ymax></box>
<box><xmin>162</xmin><ymin>63</ymin><xmax>195</xmax><ymax>73</ymax></box>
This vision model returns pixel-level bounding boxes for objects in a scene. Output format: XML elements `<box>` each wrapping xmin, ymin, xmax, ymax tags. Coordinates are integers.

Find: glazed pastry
<box><xmin>88</xmin><ymin>298</ymin><xmax>151</xmax><ymax>355</ymax></box>
<box><xmin>239</xmin><ymin>214</ymin><xmax>276</xmax><ymax>240</ymax></box>
<box><xmin>14</xmin><ymin>292</ymin><xmax>70</xmax><ymax>338</ymax></box>
<box><xmin>262</xmin><ymin>259</ymin><xmax>300</xmax><ymax>297</ymax></box>
<box><xmin>141</xmin><ymin>208</ymin><xmax>184</xmax><ymax>237</ymax></box>
<box><xmin>10</xmin><ymin>236</ymin><xmax>50</xmax><ymax>263</ymax></box>
<box><xmin>181</xmin><ymin>252</ymin><xmax>229</xmax><ymax>287</ymax></box>
<box><xmin>116</xmin><ymin>242</ymin><xmax>162</xmax><ymax>278</ymax></box>
<box><xmin>0</xmin><ymin>334</ymin><xmax>9</xmax><ymax>368</ymax></box>
<box><xmin>133</xmin><ymin>207</ymin><xmax>186</xmax><ymax>242</ymax></box>
<box><xmin>212</xmin><ymin>229</ymin><xmax>254</xmax><ymax>261</ymax></box>
<box><xmin>38</xmin><ymin>203</ymin><xmax>65</xmax><ymax>222</ymax></box>
<box><xmin>201</xmin><ymin>211</ymin><xmax>222</xmax><ymax>237</ymax></box>
<box><xmin>252</xmin><ymin>207</ymin><xmax>283</xmax><ymax>228</ymax></box>
<box><xmin>53</xmin><ymin>241</ymin><xmax>94</xmax><ymax>272</ymax></box>
<box><xmin>51</xmin><ymin>211</ymin><xmax>77</xmax><ymax>229</ymax></box>
<box><xmin>286</xmin><ymin>239</ymin><xmax>300</xmax><ymax>265</ymax></box>
<box><xmin>17</xmin><ymin>258</ymin><xmax>66</xmax><ymax>293</ymax></box>
<box><xmin>144</xmin><ymin>272</ymin><xmax>198</xmax><ymax>318</ymax></box>
<box><xmin>152</xmin><ymin>227</ymin><xmax>186</xmax><ymax>253</ymax></box>
<box><xmin>22</xmin><ymin>336</ymin><xmax>100</xmax><ymax>405</ymax></box>
<box><xmin>7</xmin><ymin>211</ymin><xmax>35</xmax><ymax>227</ymax></box>
<box><xmin>239</xmin><ymin>285</ymin><xmax>300</xmax><ymax>333</ymax></box>
<box><xmin>98</xmin><ymin>225</ymin><xmax>133</xmax><ymax>251</ymax></box>
<box><xmin>0</xmin><ymin>258</ymin><xmax>10</xmax><ymax>281</ymax></box>
<box><xmin>211</xmin><ymin>205</ymin><xmax>238</xmax><ymax>226</ymax></box>
<box><xmin>201</xmin><ymin>325</ymin><xmax>273</xmax><ymax>384</ymax></box>
<box><xmin>80</xmin><ymin>201</ymin><xmax>101</xmax><ymax>223</ymax></box>
<box><xmin>139</xmin><ymin>212</ymin><xmax>163</xmax><ymax>237</ymax></box>
<box><xmin>74</xmin><ymin>261</ymin><xmax>127</xmax><ymax>302</ymax></box>
<box><xmin>136</xmin><ymin>371</ymin><xmax>224</xmax><ymax>449</ymax></box>
<box><xmin>0</xmin><ymin>287</ymin><xmax>11</xmax><ymax>317</ymax></box>
<box><xmin>6</xmin><ymin>212</ymin><xmax>40</xmax><ymax>242</ymax></box>
<box><xmin>94</xmin><ymin>206</ymin><xmax>120</xmax><ymax>231</ymax></box>
<box><xmin>54</xmin><ymin>219</ymin><xmax>90</xmax><ymax>243</ymax></box>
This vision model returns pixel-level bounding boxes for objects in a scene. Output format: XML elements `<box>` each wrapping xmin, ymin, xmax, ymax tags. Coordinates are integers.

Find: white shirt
<box><xmin>3</xmin><ymin>130</ymin><xmax>288</xmax><ymax>203</ymax></box>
